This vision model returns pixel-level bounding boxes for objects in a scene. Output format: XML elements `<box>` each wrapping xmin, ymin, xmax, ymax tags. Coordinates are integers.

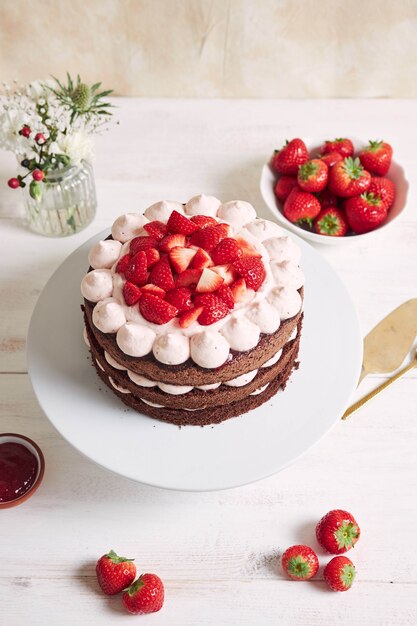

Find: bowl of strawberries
<box><xmin>260</xmin><ymin>137</ymin><xmax>408</xmax><ymax>245</ymax></box>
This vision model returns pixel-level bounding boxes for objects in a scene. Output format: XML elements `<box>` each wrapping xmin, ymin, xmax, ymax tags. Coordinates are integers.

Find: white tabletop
<box><xmin>1</xmin><ymin>98</ymin><xmax>416</xmax><ymax>625</ymax></box>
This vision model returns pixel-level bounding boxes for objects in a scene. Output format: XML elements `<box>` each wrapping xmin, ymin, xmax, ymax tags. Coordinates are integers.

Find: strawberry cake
<box><xmin>81</xmin><ymin>196</ymin><xmax>304</xmax><ymax>426</ymax></box>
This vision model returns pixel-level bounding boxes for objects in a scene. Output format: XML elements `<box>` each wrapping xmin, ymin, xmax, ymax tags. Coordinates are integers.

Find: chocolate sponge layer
<box><xmin>86</xmin><ymin>313</ymin><xmax>302</xmax><ymax>410</ymax></box>
<box><xmin>91</xmin><ymin>341</ymin><xmax>300</xmax><ymax>427</ymax></box>
<box><xmin>83</xmin><ymin>287</ymin><xmax>303</xmax><ymax>386</ymax></box>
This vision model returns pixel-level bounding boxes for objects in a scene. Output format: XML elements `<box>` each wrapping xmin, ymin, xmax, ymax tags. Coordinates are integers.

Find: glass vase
<box><xmin>23</xmin><ymin>160</ymin><xmax>97</xmax><ymax>237</ymax></box>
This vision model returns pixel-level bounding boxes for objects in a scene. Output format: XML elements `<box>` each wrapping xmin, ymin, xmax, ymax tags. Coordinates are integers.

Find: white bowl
<box><xmin>260</xmin><ymin>138</ymin><xmax>409</xmax><ymax>245</ymax></box>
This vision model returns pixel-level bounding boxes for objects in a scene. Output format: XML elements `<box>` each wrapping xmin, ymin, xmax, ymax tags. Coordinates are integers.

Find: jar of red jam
<box><xmin>0</xmin><ymin>434</ymin><xmax>45</xmax><ymax>508</ymax></box>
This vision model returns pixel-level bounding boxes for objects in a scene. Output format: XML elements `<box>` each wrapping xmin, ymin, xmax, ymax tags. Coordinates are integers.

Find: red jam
<box><xmin>0</xmin><ymin>442</ymin><xmax>38</xmax><ymax>503</ymax></box>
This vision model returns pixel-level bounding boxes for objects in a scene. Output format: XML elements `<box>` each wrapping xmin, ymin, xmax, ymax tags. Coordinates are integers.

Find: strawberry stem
<box><xmin>106</xmin><ymin>549</ymin><xmax>135</xmax><ymax>564</ymax></box>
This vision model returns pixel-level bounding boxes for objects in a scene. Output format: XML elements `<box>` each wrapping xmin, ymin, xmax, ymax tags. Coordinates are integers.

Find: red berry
<box><xmin>216</xmin><ymin>283</ymin><xmax>235</xmax><ymax>309</ymax></box>
<box><xmin>321</xmin><ymin>138</ymin><xmax>354</xmax><ymax>158</ymax></box>
<box><xmin>283</xmin><ymin>187</ymin><xmax>321</xmax><ymax>225</ymax></box>
<box><xmin>32</xmin><ymin>169</ymin><xmax>45</xmax><ymax>181</ymax></box>
<box><xmin>190</xmin><ymin>247</ymin><xmax>212</xmax><ymax>270</ymax></box>
<box><xmin>123</xmin><ymin>282</ymin><xmax>142</xmax><ymax>306</ymax></box>
<box><xmin>149</xmin><ymin>257</ymin><xmax>175</xmax><ymax>290</ymax></box>
<box><xmin>234</xmin><ymin>236</ymin><xmax>261</xmax><ymax>258</ymax></box>
<box><xmin>323</xmin><ymin>556</ymin><xmax>356</xmax><ymax>592</ymax></box>
<box><xmin>368</xmin><ymin>177</ymin><xmax>395</xmax><ymax>210</ymax></box>
<box><xmin>176</xmin><ymin>268</ymin><xmax>202</xmax><ymax>288</ymax></box>
<box><xmin>214</xmin><ymin>222</ymin><xmax>230</xmax><ymax>238</ymax></box>
<box><xmin>166</xmin><ymin>209</ymin><xmax>198</xmax><ymax>235</ymax></box>
<box><xmin>141</xmin><ymin>284</ymin><xmax>166</xmax><ymax>298</ymax></box>
<box><xmin>19</xmin><ymin>125</ymin><xmax>31</xmax><ymax>138</ymax></box>
<box><xmin>328</xmin><ymin>157</ymin><xmax>371</xmax><ymax>198</ymax></box>
<box><xmin>143</xmin><ymin>220</ymin><xmax>167</xmax><ymax>240</ymax></box>
<box><xmin>193</xmin><ymin>293</ymin><xmax>221</xmax><ymax>308</ymax></box>
<box><xmin>316</xmin><ymin>509</ymin><xmax>360</xmax><ymax>554</ymax></box>
<box><xmin>139</xmin><ymin>294</ymin><xmax>178</xmax><ymax>324</ymax></box>
<box><xmin>122</xmin><ymin>573</ymin><xmax>164</xmax><ymax>614</ymax></box>
<box><xmin>358</xmin><ymin>140</ymin><xmax>393</xmax><ymax>176</ymax></box>
<box><xmin>124</xmin><ymin>251</ymin><xmax>148</xmax><ymax>286</ymax></box>
<box><xmin>319</xmin><ymin>151</ymin><xmax>344</xmax><ymax>168</ymax></box>
<box><xmin>190</xmin><ymin>215</ymin><xmax>217</xmax><ymax>228</ymax></box>
<box><xmin>144</xmin><ymin>247</ymin><xmax>160</xmax><ymax>268</ymax></box>
<box><xmin>297</xmin><ymin>159</ymin><xmax>328</xmax><ymax>193</ymax></box>
<box><xmin>189</xmin><ymin>225</ymin><xmax>222</xmax><ymax>251</ymax></box>
<box><xmin>116</xmin><ymin>254</ymin><xmax>131</xmax><ymax>275</ymax></box>
<box><xmin>232</xmin><ymin>257</ymin><xmax>266</xmax><ymax>291</ymax></box>
<box><xmin>95</xmin><ymin>549</ymin><xmax>136</xmax><ymax>596</ymax></box>
<box><xmin>179</xmin><ymin>306</ymin><xmax>204</xmax><ymax>328</ymax></box>
<box><xmin>211</xmin><ymin>237</ymin><xmax>242</xmax><ymax>265</ymax></box>
<box><xmin>159</xmin><ymin>233</ymin><xmax>186</xmax><ymax>252</ymax></box>
<box><xmin>274</xmin><ymin>176</ymin><xmax>298</xmax><ymax>203</ymax></box>
<box><xmin>281</xmin><ymin>545</ymin><xmax>319</xmax><ymax>581</ymax></box>
<box><xmin>7</xmin><ymin>177</ymin><xmax>20</xmax><ymax>189</ymax></box>
<box><xmin>164</xmin><ymin>287</ymin><xmax>193</xmax><ymax>313</ymax></box>
<box><xmin>272</xmin><ymin>138</ymin><xmax>309</xmax><ymax>175</ymax></box>
<box><xmin>198</xmin><ymin>296</ymin><xmax>229</xmax><ymax>325</ymax></box>
<box><xmin>130</xmin><ymin>236</ymin><xmax>158</xmax><ymax>254</ymax></box>
<box><xmin>314</xmin><ymin>207</ymin><xmax>348</xmax><ymax>237</ymax></box>
<box><xmin>34</xmin><ymin>132</ymin><xmax>46</xmax><ymax>145</ymax></box>
<box><xmin>345</xmin><ymin>192</ymin><xmax>387</xmax><ymax>234</ymax></box>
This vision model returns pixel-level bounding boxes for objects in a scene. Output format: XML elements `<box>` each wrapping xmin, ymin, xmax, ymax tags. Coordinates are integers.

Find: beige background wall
<box><xmin>1</xmin><ymin>0</ymin><xmax>417</xmax><ymax>98</ymax></box>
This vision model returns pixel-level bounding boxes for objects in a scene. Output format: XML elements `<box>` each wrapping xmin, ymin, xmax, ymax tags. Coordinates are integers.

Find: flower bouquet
<box><xmin>0</xmin><ymin>74</ymin><xmax>113</xmax><ymax>236</ymax></box>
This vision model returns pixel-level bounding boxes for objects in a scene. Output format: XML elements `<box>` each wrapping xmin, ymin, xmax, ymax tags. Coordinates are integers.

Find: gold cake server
<box><xmin>342</xmin><ymin>298</ymin><xmax>417</xmax><ymax>420</ymax></box>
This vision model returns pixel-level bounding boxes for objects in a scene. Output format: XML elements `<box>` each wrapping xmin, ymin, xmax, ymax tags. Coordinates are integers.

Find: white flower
<box><xmin>0</xmin><ymin>108</ymin><xmax>28</xmax><ymax>151</ymax></box>
<box><xmin>25</xmin><ymin>79</ymin><xmax>54</xmax><ymax>101</ymax></box>
<box><xmin>56</xmin><ymin>130</ymin><xmax>94</xmax><ymax>166</ymax></box>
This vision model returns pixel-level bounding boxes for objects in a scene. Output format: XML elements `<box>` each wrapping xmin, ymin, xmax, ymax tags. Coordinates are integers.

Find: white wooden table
<box><xmin>1</xmin><ymin>99</ymin><xmax>416</xmax><ymax>625</ymax></box>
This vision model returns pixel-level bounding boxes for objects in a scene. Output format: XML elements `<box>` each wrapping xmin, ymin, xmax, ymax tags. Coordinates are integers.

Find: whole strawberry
<box><xmin>314</xmin><ymin>207</ymin><xmax>348</xmax><ymax>237</ymax></box>
<box><xmin>316</xmin><ymin>509</ymin><xmax>360</xmax><ymax>554</ymax></box>
<box><xmin>272</xmin><ymin>138</ymin><xmax>309</xmax><ymax>175</ymax></box>
<box><xmin>297</xmin><ymin>159</ymin><xmax>328</xmax><ymax>193</ymax></box>
<box><xmin>274</xmin><ymin>176</ymin><xmax>298</xmax><ymax>203</ymax></box>
<box><xmin>328</xmin><ymin>157</ymin><xmax>371</xmax><ymax>198</ymax></box>
<box><xmin>321</xmin><ymin>137</ymin><xmax>354</xmax><ymax>158</ymax></box>
<box><xmin>359</xmin><ymin>140</ymin><xmax>393</xmax><ymax>176</ymax></box>
<box><xmin>122</xmin><ymin>573</ymin><xmax>164</xmax><ymax>614</ymax></box>
<box><xmin>283</xmin><ymin>187</ymin><xmax>321</xmax><ymax>226</ymax></box>
<box><xmin>323</xmin><ymin>556</ymin><xmax>356</xmax><ymax>592</ymax></box>
<box><xmin>281</xmin><ymin>545</ymin><xmax>319</xmax><ymax>580</ymax></box>
<box><xmin>368</xmin><ymin>176</ymin><xmax>395</xmax><ymax>210</ymax></box>
<box><xmin>96</xmin><ymin>549</ymin><xmax>136</xmax><ymax>595</ymax></box>
<box><xmin>319</xmin><ymin>151</ymin><xmax>344</xmax><ymax>168</ymax></box>
<box><xmin>345</xmin><ymin>192</ymin><xmax>387</xmax><ymax>234</ymax></box>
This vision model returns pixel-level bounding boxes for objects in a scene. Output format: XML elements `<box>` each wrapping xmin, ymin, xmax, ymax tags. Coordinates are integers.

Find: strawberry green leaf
<box><xmin>340</xmin><ymin>563</ymin><xmax>356</xmax><ymax>588</ymax></box>
<box><xmin>298</xmin><ymin>161</ymin><xmax>319</xmax><ymax>181</ymax></box>
<box><xmin>105</xmin><ymin>549</ymin><xmax>135</xmax><ymax>564</ymax></box>
<box><xmin>335</xmin><ymin>522</ymin><xmax>360</xmax><ymax>551</ymax></box>
<box><xmin>287</xmin><ymin>556</ymin><xmax>312</xmax><ymax>579</ymax></box>
<box><xmin>127</xmin><ymin>577</ymin><xmax>145</xmax><ymax>596</ymax></box>
<box><xmin>342</xmin><ymin>157</ymin><xmax>364</xmax><ymax>180</ymax></box>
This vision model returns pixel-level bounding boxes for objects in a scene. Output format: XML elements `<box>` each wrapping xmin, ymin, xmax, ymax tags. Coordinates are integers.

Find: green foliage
<box><xmin>49</xmin><ymin>73</ymin><xmax>113</xmax><ymax>123</ymax></box>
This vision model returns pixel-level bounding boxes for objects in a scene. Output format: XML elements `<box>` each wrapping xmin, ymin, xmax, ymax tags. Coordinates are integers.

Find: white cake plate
<box><xmin>27</xmin><ymin>230</ymin><xmax>362</xmax><ymax>491</ymax></box>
